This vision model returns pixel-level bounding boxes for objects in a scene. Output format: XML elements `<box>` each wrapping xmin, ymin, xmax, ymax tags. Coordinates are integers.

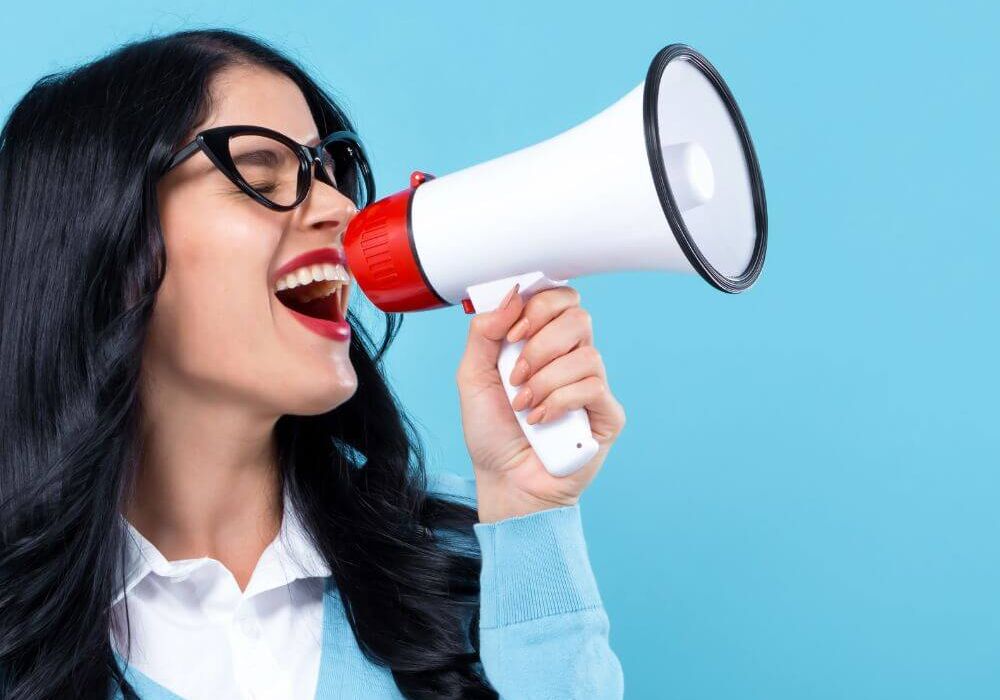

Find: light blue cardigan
<box><xmin>111</xmin><ymin>472</ymin><xmax>624</xmax><ymax>699</ymax></box>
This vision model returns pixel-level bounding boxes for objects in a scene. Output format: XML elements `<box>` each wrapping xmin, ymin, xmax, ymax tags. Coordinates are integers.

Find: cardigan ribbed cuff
<box><xmin>474</xmin><ymin>504</ymin><xmax>602</xmax><ymax>629</ymax></box>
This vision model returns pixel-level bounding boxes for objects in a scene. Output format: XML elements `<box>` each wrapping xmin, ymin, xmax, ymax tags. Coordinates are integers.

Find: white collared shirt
<box><xmin>110</xmin><ymin>491</ymin><xmax>332</xmax><ymax>700</ymax></box>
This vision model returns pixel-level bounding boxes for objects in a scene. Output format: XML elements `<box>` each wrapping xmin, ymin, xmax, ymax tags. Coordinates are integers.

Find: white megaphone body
<box><xmin>343</xmin><ymin>44</ymin><xmax>767</xmax><ymax>478</ymax></box>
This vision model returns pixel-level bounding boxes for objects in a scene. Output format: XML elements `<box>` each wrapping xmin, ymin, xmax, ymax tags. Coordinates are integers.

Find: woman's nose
<box><xmin>299</xmin><ymin>183</ymin><xmax>358</xmax><ymax>236</ymax></box>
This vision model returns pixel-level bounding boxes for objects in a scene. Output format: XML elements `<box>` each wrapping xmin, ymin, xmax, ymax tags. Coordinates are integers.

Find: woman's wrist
<box><xmin>474</xmin><ymin>471</ymin><xmax>579</xmax><ymax>523</ymax></box>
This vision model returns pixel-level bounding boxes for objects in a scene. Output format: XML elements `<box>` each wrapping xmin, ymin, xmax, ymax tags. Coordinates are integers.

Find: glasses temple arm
<box><xmin>165</xmin><ymin>139</ymin><xmax>203</xmax><ymax>171</ymax></box>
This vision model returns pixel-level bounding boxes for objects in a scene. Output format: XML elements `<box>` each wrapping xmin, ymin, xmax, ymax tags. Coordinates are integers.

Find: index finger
<box><xmin>505</xmin><ymin>286</ymin><xmax>581</xmax><ymax>344</ymax></box>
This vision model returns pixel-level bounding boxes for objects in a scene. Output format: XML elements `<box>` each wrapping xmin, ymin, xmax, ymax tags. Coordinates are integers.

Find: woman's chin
<box><xmin>280</xmin><ymin>363</ymin><xmax>358</xmax><ymax>416</ymax></box>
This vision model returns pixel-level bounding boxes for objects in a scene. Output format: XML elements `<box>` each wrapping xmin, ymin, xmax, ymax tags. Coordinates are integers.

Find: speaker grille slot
<box><xmin>358</xmin><ymin>215</ymin><xmax>398</xmax><ymax>283</ymax></box>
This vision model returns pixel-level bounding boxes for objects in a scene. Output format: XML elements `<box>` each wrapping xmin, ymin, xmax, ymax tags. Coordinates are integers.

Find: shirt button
<box><xmin>240</xmin><ymin>615</ymin><xmax>261</xmax><ymax>640</ymax></box>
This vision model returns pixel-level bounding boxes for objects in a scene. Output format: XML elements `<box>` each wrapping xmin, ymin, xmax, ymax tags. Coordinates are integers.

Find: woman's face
<box><xmin>149</xmin><ymin>64</ymin><xmax>359</xmax><ymax>418</ymax></box>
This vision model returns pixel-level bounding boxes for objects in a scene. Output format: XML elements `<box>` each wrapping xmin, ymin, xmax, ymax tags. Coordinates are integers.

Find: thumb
<box><xmin>459</xmin><ymin>283</ymin><xmax>524</xmax><ymax>379</ymax></box>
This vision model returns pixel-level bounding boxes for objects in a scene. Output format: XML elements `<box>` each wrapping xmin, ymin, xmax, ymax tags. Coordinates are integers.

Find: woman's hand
<box><xmin>456</xmin><ymin>284</ymin><xmax>626</xmax><ymax>523</ymax></box>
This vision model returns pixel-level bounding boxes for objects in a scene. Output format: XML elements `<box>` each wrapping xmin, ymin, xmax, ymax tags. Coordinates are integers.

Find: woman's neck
<box><xmin>125</xmin><ymin>381</ymin><xmax>284</xmax><ymax>591</ymax></box>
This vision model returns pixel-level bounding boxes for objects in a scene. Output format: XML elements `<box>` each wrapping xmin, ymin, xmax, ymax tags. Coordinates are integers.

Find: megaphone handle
<box><xmin>467</xmin><ymin>273</ymin><xmax>601</xmax><ymax>478</ymax></box>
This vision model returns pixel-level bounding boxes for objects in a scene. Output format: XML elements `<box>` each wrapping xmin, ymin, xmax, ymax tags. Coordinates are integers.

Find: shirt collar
<box><xmin>113</xmin><ymin>487</ymin><xmax>331</xmax><ymax>607</ymax></box>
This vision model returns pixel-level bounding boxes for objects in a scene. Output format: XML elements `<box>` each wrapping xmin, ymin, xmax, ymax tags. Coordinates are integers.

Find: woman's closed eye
<box><xmin>246</xmin><ymin>181</ymin><xmax>279</xmax><ymax>194</ymax></box>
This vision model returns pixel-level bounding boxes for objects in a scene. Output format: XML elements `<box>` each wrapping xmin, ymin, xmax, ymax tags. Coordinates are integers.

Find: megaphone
<box><xmin>343</xmin><ymin>43</ymin><xmax>767</xmax><ymax>478</ymax></box>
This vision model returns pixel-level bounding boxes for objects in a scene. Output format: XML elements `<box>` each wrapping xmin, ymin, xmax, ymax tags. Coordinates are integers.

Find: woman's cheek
<box><xmin>154</xmin><ymin>193</ymin><xmax>359</xmax><ymax>414</ymax></box>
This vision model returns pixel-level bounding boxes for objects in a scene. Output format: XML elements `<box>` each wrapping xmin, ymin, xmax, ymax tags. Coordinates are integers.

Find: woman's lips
<box><xmin>276</xmin><ymin>284</ymin><xmax>352</xmax><ymax>343</ymax></box>
<box><xmin>273</xmin><ymin>246</ymin><xmax>352</xmax><ymax>342</ymax></box>
<box><xmin>283</xmin><ymin>305</ymin><xmax>351</xmax><ymax>342</ymax></box>
<box><xmin>272</xmin><ymin>246</ymin><xmax>348</xmax><ymax>287</ymax></box>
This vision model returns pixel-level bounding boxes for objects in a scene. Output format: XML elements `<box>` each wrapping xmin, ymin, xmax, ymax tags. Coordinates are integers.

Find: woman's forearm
<box><xmin>474</xmin><ymin>504</ymin><xmax>625</xmax><ymax>699</ymax></box>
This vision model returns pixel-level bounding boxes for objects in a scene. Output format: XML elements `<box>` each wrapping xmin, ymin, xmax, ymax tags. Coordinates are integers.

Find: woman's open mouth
<box><xmin>274</xmin><ymin>260</ymin><xmax>352</xmax><ymax>342</ymax></box>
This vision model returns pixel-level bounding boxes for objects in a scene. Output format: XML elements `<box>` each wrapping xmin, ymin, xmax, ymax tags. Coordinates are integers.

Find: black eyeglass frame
<box><xmin>163</xmin><ymin>124</ymin><xmax>376</xmax><ymax>212</ymax></box>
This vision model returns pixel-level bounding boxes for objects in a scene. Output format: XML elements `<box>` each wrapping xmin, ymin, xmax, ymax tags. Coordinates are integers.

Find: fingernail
<box><xmin>506</xmin><ymin>318</ymin><xmax>529</xmax><ymax>343</ymax></box>
<box><xmin>509</xmin><ymin>357</ymin><xmax>530</xmax><ymax>386</ymax></box>
<box><xmin>512</xmin><ymin>387</ymin><xmax>533</xmax><ymax>411</ymax></box>
<box><xmin>501</xmin><ymin>283</ymin><xmax>521</xmax><ymax>310</ymax></box>
<box><xmin>526</xmin><ymin>405</ymin><xmax>546</xmax><ymax>424</ymax></box>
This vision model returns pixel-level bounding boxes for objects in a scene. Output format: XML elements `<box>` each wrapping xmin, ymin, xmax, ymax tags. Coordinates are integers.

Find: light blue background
<box><xmin>3</xmin><ymin>1</ymin><xmax>997</xmax><ymax>697</ymax></box>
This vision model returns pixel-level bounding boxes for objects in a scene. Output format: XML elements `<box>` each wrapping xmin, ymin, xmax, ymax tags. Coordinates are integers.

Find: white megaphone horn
<box><xmin>343</xmin><ymin>43</ymin><xmax>768</xmax><ymax>478</ymax></box>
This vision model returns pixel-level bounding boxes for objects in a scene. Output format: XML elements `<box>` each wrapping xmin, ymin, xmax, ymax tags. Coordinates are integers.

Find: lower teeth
<box><xmin>278</xmin><ymin>287</ymin><xmax>343</xmax><ymax>322</ymax></box>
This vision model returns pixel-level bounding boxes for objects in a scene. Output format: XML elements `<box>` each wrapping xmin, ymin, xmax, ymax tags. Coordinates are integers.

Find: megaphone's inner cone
<box><xmin>663</xmin><ymin>141</ymin><xmax>715</xmax><ymax>211</ymax></box>
<box><xmin>275</xmin><ymin>280</ymin><xmax>348</xmax><ymax>322</ymax></box>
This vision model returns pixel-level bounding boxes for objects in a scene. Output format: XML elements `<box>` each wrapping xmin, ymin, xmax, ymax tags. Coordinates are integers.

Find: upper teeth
<box><xmin>275</xmin><ymin>263</ymin><xmax>350</xmax><ymax>292</ymax></box>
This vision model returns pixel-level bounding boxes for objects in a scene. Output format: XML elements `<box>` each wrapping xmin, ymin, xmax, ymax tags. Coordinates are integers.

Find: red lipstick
<box><xmin>273</xmin><ymin>247</ymin><xmax>352</xmax><ymax>343</ymax></box>
<box><xmin>284</xmin><ymin>306</ymin><xmax>351</xmax><ymax>342</ymax></box>
<box><xmin>272</xmin><ymin>247</ymin><xmax>347</xmax><ymax>287</ymax></box>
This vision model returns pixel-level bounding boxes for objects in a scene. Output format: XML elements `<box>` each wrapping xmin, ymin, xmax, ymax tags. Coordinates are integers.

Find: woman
<box><xmin>0</xmin><ymin>28</ymin><xmax>626</xmax><ymax>700</ymax></box>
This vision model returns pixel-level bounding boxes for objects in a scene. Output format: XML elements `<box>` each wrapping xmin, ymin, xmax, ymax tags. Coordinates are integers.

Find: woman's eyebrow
<box><xmin>232</xmin><ymin>149</ymin><xmax>282</xmax><ymax>167</ymax></box>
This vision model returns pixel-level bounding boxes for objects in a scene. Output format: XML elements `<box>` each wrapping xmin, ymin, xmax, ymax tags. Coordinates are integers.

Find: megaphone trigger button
<box><xmin>461</xmin><ymin>298</ymin><xmax>475</xmax><ymax>314</ymax></box>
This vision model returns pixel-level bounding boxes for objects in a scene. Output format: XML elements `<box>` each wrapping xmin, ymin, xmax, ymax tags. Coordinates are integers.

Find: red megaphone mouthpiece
<box><xmin>343</xmin><ymin>171</ymin><xmax>448</xmax><ymax>313</ymax></box>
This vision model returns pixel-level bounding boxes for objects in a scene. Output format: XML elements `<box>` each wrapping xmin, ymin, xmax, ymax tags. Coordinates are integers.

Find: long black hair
<box><xmin>0</xmin><ymin>28</ymin><xmax>496</xmax><ymax>700</ymax></box>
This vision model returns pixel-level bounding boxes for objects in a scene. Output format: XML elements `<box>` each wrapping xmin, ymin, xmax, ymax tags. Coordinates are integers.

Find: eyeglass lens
<box><xmin>228</xmin><ymin>134</ymin><xmax>369</xmax><ymax>209</ymax></box>
<box><xmin>320</xmin><ymin>140</ymin><xmax>369</xmax><ymax>209</ymax></box>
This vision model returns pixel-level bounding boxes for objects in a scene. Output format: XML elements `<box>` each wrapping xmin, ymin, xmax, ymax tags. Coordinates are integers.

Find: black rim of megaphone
<box><xmin>643</xmin><ymin>44</ymin><xmax>768</xmax><ymax>293</ymax></box>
